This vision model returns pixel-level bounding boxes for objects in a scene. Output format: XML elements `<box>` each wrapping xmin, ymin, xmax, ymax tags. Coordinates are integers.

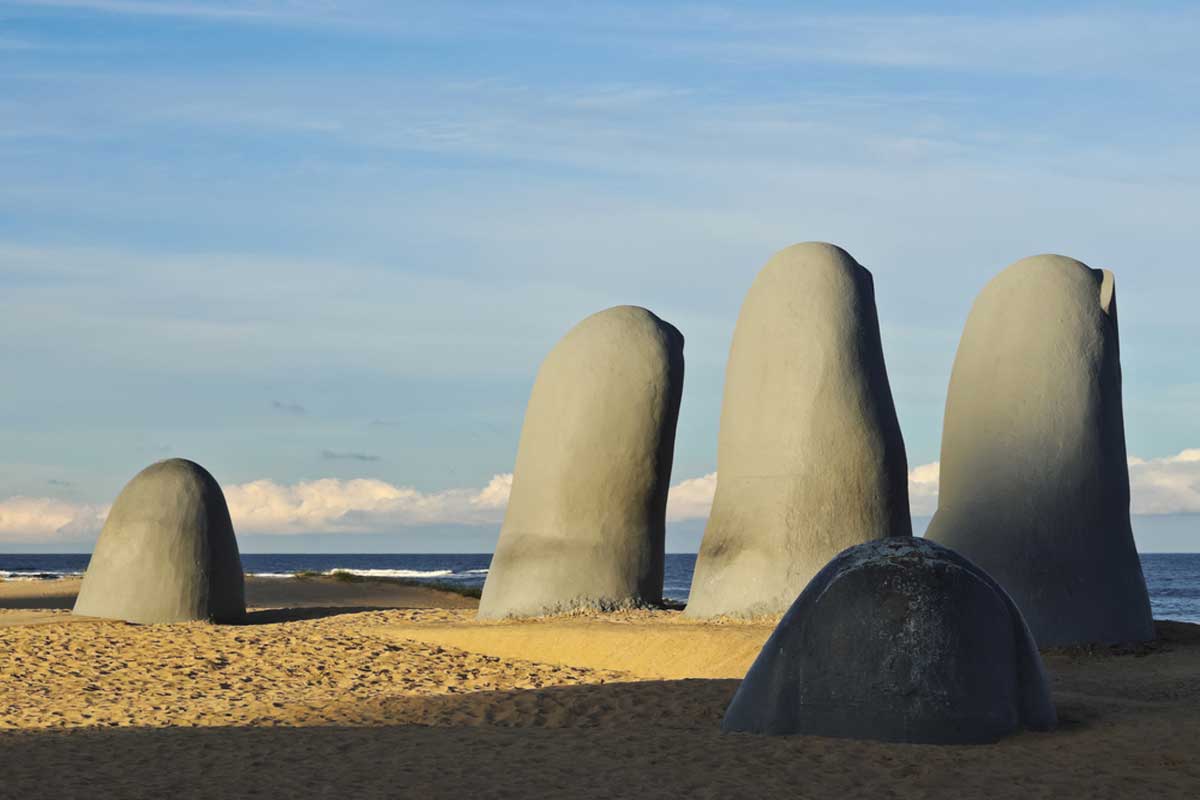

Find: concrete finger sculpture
<box><xmin>722</xmin><ymin>537</ymin><xmax>1057</xmax><ymax>744</ymax></box>
<box><xmin>477</xmin><ymin>305</ymin><xmax>685</xmax><ymax>619</ymax></box>
<box><xmin>925</xmin><ymin>255</ymin><xmax>1153</xmax><ymax>647</ymax></box>
<box><xmin>686</xmin><ymin>242</ymin><xmax>911</xmax><ymax>619</ymax></box>
<box><xmin>74</xmin><ymin>458</ymin><xmax>246</xmax><ymax>624</ymax></box>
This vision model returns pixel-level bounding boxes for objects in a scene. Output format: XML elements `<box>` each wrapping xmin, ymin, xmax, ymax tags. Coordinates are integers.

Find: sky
<box><xmin>1</xmin><ymin>1</ymin><xmax>1198</xmax><ymax>552</ymax></box>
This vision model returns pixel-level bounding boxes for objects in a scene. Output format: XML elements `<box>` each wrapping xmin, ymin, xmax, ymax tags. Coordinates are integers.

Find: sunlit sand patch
<box><xmin>0</xmin><ymin>608</ymin><xmax>630</xmax><ymax>731</ymax></box>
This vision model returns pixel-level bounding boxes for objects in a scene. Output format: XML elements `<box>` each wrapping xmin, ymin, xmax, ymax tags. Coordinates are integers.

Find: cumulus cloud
<box><xmin>900</xmin><ymin>450</ymin><xmax>1200</xmax><ymax>517</ymax></box>
<box><xmin>6</xmin><ymin>450</ymin><xmax>1200</xmax><ymax>541</ymax></box>
<box><xmin>222</xmin><ymin>476</ymin><xmax>510</xmax><ymax>534</ymax></box>
<box><xmin>666</xmin><ymin>472</ymin><xmax>717</xmax><ymax>522</ymax></box>
<box><xmin>661</xmin><ymin>465</ymin><xmax>945</xmax><ymax>522</ymax></box>
<box><xmin>907</xmin><ymin>461</ymin><xmax>941</xmax><ymax>517</ymax></box>
<box><xmin>472</xmin><ymin>473</ymin><xmax>512</xmax><ymax>509</ymax></box>
<box><xmin>0</xmin><ymin>497</ymin><xmax>108</xmax><ymax>541</ymax></box>
<box><xmin>1128</xmin><ymin>449</ymin><xmax>1200</xmax><ymax>515</ymax></box>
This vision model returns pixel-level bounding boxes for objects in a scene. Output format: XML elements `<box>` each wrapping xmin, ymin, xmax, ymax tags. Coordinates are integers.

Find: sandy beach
<box><xmin>2</xmin><ymin>577</ymin><xmax>1198</xmax><ymax>799</ymax></box>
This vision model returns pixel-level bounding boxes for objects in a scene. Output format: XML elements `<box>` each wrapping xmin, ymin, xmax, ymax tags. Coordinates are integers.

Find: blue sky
<box><xmin>1</xmin><ymin>1</ymin><xmax>1198</xmax><ymax>551</ymax></box>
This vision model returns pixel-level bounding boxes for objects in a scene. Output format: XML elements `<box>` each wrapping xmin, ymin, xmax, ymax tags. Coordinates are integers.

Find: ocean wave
<box><xmin>247</xmin><ymin>568</ymin><xmax>458</xmax><ymax>579</ymax></box>
<box><xmin>335</xmin><ymin>568</ymin><xmax>456</xmax><ymax>578</ymax></box>
<box><xmin>0</xmin><ymin>570</ymin><xmax>82</xmax><ymax>581</ymax></box>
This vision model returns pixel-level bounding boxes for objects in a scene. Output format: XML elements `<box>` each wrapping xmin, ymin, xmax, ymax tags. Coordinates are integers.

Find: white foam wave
<box><xmin>0</xmin><ymin>570</ymin><xmax>82</xmax><ymax>581</ymax></box>
<box><xmin>331</xmin><ymin>568</ymin><xmax>455</xmax><ymax>578</ymax></box>
<box><xmin>246</xmin><ymin>568</ymin><xmax>458</xmax><ymax>579</ymax></box>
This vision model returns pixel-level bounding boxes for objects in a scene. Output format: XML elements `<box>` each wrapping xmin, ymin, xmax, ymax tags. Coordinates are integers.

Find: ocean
<box><xmin>2</xmin><ymin>552</ymin><xmax>1198</xmax><ymax>624</ymax></box>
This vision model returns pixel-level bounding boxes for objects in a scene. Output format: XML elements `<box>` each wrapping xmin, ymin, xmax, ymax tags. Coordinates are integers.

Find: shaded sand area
<box><xmin>2</xmin><ymin>578</ymin><xmax>1199</xmax><ymax>798</ymax></box>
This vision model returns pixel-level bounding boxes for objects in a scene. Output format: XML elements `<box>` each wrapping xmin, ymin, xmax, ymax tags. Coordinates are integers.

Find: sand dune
<box><xmin>1</xmin><ymin>577</ymin><xmax>1199</xmax><ymax>798</ymax></box>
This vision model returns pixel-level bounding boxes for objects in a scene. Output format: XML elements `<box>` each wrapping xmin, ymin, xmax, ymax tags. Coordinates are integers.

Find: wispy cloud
<box><xmin>320</xmin><ymin>450</ymin><xmax>381</xmax><ymax>463</ymax></box>
<box><xmin>271</xmin><ymin>400</ymin><xmax>305</xmax><ymax>415</ymax></box>
<box><xmin>14</xmin><ymin>4</ymin><xmax>1200</xmax><ymax>77</ymax></box>
<box><xmin>0</xmin><ymin>38</ymin><xmax>44</xmax><ymax>51</ymax></box>
<box><xmin>14</xmin><ymin>0</ymin><xmax>282</xmax><ymax>22</ymax></box>
<box><xmin>647</xmin><ymin>10</ymin><xmax>1200</xmax><ymax>75</ymax></box>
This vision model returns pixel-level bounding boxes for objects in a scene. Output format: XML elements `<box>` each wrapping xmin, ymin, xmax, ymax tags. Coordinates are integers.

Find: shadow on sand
<box><xmin>0</xmin><ymin>591</ymin><xmax>77</xmax><ymax>610</ymax></box>
<box><xmin>2</xmin><ymin>624</ymin><xmax>1198</xmax><ymax>798</ymax></box>
<box><xmin>238</xmin><ymin>606</ymin><xmax>394</xmax><ymax>625</ymax></box>
<box><xmin>2</xmin><ymin>661</ymin><xmax>1197</xmax><ymax>800</ymax></box>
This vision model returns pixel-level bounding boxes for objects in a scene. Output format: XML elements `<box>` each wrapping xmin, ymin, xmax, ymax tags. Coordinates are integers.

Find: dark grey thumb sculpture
<box><xmin>74</xmin><ymin>458</ymin><xmax>246</xmax><ymax>624</ymax></box>
<box><xmin>925</xmin><ymin>255</ymin><xmax>1153</xmax><ymax>647</ymax></box>
<box><xmin>686</xmin><ymin>242</ymin><xmax>911</xmax><ymax>619</ymax></box>
<box><xmin>477</xmin><ymin>305</ymin><xmax>684</xmax><ymax>619</ymax></box>
<box><xmin>722</xmin><ymin>538</ymin><xmax>1056</xmax><ymax>744</ymax></box>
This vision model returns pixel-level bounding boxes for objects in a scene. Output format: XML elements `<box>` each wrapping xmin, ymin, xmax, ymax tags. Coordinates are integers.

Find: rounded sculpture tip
<box><xmin>768</xmin><ymin>240</ymin><xmax>862</xmax><ymax>268</ymax></box>
<box><xmin>73</xmin><ymin>458</ymin><xmax>246</xmax><ymax>625</ymax></box>
<box><xmin>721</xmin><ymin>537</ymin><xmax>1056</xmax><ymax>744</ymax></box>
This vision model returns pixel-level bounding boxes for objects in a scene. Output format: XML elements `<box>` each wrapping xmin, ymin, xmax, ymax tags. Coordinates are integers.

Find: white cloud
<box><xmin>0</xmin><ymin>470</ymin><xmax>718</xmax><ymax>539</ymax></box>
<box><xmin>662</xmin><ymin>464</ymin><xmax>944</xmax><ymax>522</ymax></box>
<box><xmin>1128</xmin><ymin>450</ymin><xmax>1200</xmax><ymax>515</ymax></box>
<box><xmin>471</xmin><ymin>473</ymin><xmax>513</xmax><ymax>510</ymax></box>
<box><xmin>907</xmin><ymin>461</ymin><xmax>941</xmax><ymax>517</ymax></box>
<box><xmin>5</xmin><ymin>450</ymin><xmax>1200</xmax><ymax>541</ymax></box>
<box><xmin>0</xmin><ymin>497</ymin><xmax>108</xmax><ymax>542</ymax></box>
<box><xmin>222</xmin><ymin>476</ymin><xmax>511</xmax><ymax>534</ymax></box>
<box><xmin>666</xmin><ymin>472</ymin><xmax>717</xmax><ymax>522</ymax></box>
<box><xmin>216</xmin><ymin>463</ymin><xmax>942</xmax><ymax>532</ymax></box>
<box><xmin>902</xmin><ymin>450</ymin><xmax>1200</xmax><ymax>518</ymax></box>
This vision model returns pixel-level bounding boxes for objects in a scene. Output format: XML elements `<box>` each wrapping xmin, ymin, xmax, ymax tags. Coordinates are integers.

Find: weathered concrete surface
<box><xmin>74</xmin><ymin>459</ymin><xmax>245</xmax><ymax>624</ymax></box>
<box><xmin>722</xmin><ymin>538</ymin><xmax>1056</xmax><ymax>743</ymax></box>
<box><xmin>926</xmin><ymin>255</ymin><xmax>1153</xmax><ymax>647</ymax></box>
<box><xmin>686</xmin><ymin>242</ymin><xmax>911</xmax><ymax>618</ymax></box>
<box><xmin>477</xmin><ymin>306</ymin><xmax>685</xmax><ymax>619</ymax></box>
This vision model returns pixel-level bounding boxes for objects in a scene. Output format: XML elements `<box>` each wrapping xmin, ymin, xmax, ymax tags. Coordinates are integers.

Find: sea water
<box><xmin>2</xmin><ymin>552</ymin><xmax>1198</xmax><ymax>624</ymax></box>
